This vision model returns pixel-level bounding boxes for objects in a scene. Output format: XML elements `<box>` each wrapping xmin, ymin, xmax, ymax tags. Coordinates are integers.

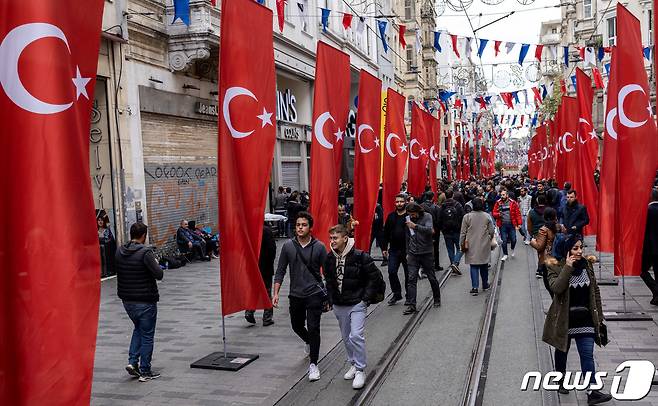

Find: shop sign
<box><xmin>281</xmin><ymin>124</ymin><xmax>302</xmax><ymax>140</ymax></box>
<box><xmin>276</xmin><ymin>88</ymin><xmax>297</xmax><ymax>123</ymax></box>
<box><xmin>196</xmin><ymin>102</ymin><xmax>219</xmax><ymax>117</ymax></box>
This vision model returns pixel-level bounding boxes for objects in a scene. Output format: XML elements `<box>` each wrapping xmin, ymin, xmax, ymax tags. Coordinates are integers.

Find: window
<box><xmin>405</xmin><ymin>0</ymin><xmax>414</xmax><ymax>20</ymax></box>
<box><xmin>551</xmin><ymin>28</ymin><xmax>557</xmax><ymax>34</ymax></box>
<box><xmin>607</xmin><ymin>17</ymin><xmax>616</xmax><ymax>46</ymax></box>
<box><xmin>406</xmin><ymin>45</ymin><xmax>414</xmax><ymax>70</ymax></box>
<box><xmin>583</xmin><ymin>0</ymin><xmax>592</xmax><ymax>18</ymax></box>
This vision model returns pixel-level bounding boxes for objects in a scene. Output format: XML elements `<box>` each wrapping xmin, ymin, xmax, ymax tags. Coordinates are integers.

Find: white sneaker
<box><xmin>501</xmin><ymin>255</ymin><xmax>508</xmax><ymax>261</ymax></box>
<box><xmin>308</xmin><ymin>363</ymin><xmax>320</xmax><ymax>382</ymax></box>
<box><xmin>344</xmin><ymin>365</ymin><xmax>357</xmax><ymax>380</ymax></box>
<box><xmin>524</xmin><ymin>240</ymin><xmax>530</xmax><ymax>245</ymax></box>
<box><xmin>511</xmin><ymin>251</ymin><xmax>515</xmax><ymax>258</ymax></box>
<box><xmin>352</xmin><ymin>371</ymin><xmax>366</xmax><ymax>389</ymax></box>
<box><xmin>304</xmin><ymin>344</ymin><xmax>310</xmax><ymax>358</ymax></box>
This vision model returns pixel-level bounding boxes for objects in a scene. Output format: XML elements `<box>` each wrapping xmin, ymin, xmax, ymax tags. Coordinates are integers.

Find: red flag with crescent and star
<box><xmin>218</xmin><ymin>0</ymin><xmax>276</xmax><ymax>315</ymax></box>
<box><xmin>613</xmin><ymin>4</ymin><xmax>658</xmax><ymax>276</ymax></box>
<box><xmin>382</xmin><ymin>88</ymin><xmax>408</xmax><ymax>217</ymax></box>
<box><xmin>446</xmin><ymin>130</ymin><xmax>453</xmax><ymax>181</ymax></box>
<box><xmin>0</xmin><ymin>1</ymin><xmax>104</xmax><ymax>404</ymax></box>
<box><xmin>426</xmin><ymin>112</ymin><xmax>440</xmax><ymax>200</ymax></box>
<box><xmin>309</xmin><ymin>41</ymin><xmax>350</xmax><ymax>247</ymax></box>
<box><xmin>408</xmin><ymin>105</ymin><xmax>431</xmax><ymax>197</ymax></box>
<box><xmin>353</xmin><ymin>70</ymin><xmax>382</xmax><ymax>251</ymax></box>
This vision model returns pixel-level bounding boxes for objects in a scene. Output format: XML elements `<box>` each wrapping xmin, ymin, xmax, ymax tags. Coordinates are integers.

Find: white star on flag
<box><xmin>334</xmin><ymin>128</ymin><xmax>344</xmax><ymax>141</ymax></box>
<box><xmin>257</xmin><ymin>108</ymin><xmax>273</xmax><ymax>128</ymax></box>
<box><xmin>420</xmin><ymin>147</ymin><xmax>427</xmax><ymax>155</ymax></box>
<box><xmin>400</xmin><ymin>144</ymin><xmax>408</xmax><ymax>152</ymax></box>
<box><xmin>374</xmin><ymin>138</ymin><xmax>380</xmax><ymax>147</ymax></box>
<box><xmin>72</xmin><ymin>66</ymin><xmax>91</xmax><ymax>100</ymax></box>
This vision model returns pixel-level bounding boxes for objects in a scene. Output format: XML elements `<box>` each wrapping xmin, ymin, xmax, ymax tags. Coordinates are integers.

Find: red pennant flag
<box><xmin>310</xmin><ymin>42</ymin><xmax>350</xmax><ymax>248</ymax></box>
<box><xmin>353</xmin><ymin>71</ymin><xmax>382</xmax><ymax>251</ymax></box>
<box><xmin>535</xmin><ymin>44</ymin><xmax>544</xmax><ymax>61</ymax></box>
<box><xmin>451</xmin><ymin>34</ymin><xmax>460</xmax><ymax>58</ymax></box>
<box><xmin>532</xmin><ymin>86</ymin><xmax>542</xmax><ymax>105</ymax></box>
<box><xmin>426</xmin><ymin>113</ymin><xmax>441</xmax><ymax>199</ymax></box>
<box><xmin>591</xmin><ymin>67</ymin><xmax>604</xmax><ymax>89</ymax></box>
<box><xmin>577</xmin><ymin>46</ymin><xmax>585</xmax><ymax>60</ymax></box>
<box><xmin>276</xmin><ymin>0</ymin><xmax>285</xmax><ymax>32</ymax></box>
<box><xmin>218</xmin><ymin>0</ymin><xmax>276</xmax><ymax>316</ymax></box>
<box><xmin>613</xmin><ymin>4</ymin><xmax>658</xmax><ymax>276</ymax></box>
<box><xmin>574</xmin><ymin>68</ymin><xmax>599</xmax><ymax>236</ymax></box>
<box><xmin>501</xmin><ymin>92</ymin><xmax>514</xmax><ymax>109</ymax></box>
<box><xmin>408</xmin><ymin>105</ymin><xmax>431</xmax><ymax>197</ymax></box>
<box><xmin>560</xmin><ymin>78</ymin><xmax>567</xmax><ymax>94</ymax></box>
<box><xmin>0</xmin><ymin>1</ymin><xmax>105</xmax><ymax>404</ymax></box>
<box><xmin>454</xmin><ymin>98</ymin><xmax>462</xmax><ymax>109</ymax></box>
<box><xmin>476</xmin><ymin>96</ymin><xmax>486</xmax><ymax>110</ymax></box>
<box><xmin>399</xmin><ymin>25</ymin><xmax>407</xmax><ymax>47</ymax></box>
<box><xmin>382</xmin><ymin>89</ymin><xmax>408</xmax><ymax>217</ymax></box>
<box><xmin>342</xmin><ymin>13</ymin><xmax>353</xmax><ymax>30</ymax></box>
<box><xmin>494</xmin><ymin>40</ymin><xmax>502</xmax><ymax>56</ymax></box>
<box><xmin>597</xmin><ymin>48</ymin><xmax>618</xmax><ymax>253</ymax></box>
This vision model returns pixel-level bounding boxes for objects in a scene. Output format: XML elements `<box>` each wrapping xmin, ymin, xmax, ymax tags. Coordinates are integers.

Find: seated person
<box><xmin>194</xmin><ymin>223</ymin><xmax>219</xmax><ymax>259</ymax></box>
<box><xmin>176</xmin><ymin>220</ymin><xmax>210</xmax><ymax>261</ymax></box>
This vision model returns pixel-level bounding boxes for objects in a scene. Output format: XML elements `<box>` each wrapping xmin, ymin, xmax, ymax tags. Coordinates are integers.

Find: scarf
<box><xmin>331</xmin><ymin>238</ymin><xmax>355</xmax><ymax>293</ymax></box>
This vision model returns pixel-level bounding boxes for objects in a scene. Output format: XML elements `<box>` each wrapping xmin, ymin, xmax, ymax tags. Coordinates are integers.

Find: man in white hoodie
<box><xmin>324</xmin><ymin>224</ymin><xmax>383</xmax><ymax>389</ymax></box>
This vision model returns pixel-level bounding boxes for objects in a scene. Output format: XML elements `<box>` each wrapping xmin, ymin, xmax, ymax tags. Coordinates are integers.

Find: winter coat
<box><xmin>492</xmin><ymin>198</ymin><xmax>523</xmax><ymax>228</ymax></box>
<box><xmin>459</xmin><ymin>211</ymin><xmax>494</xmax><ymax>265</ymax></box>
<box><xmin>530</xmin><ymin>225</ymin><xmax>556</xmax><ymax>265</ymax></box>
<box><xmin>259</xmin><ymin>225</ymin><xmax>277</xmax><ymax>279</ymax></box>
<box><xmin>115</xmin><ymin>241</ymin><xmax>164</xmax><ymax>303</ymax></box>
<box><xmin>324</xmin><ymin>240</ymin><xmax>381</xmax><ymax>306</ymax></box>
<box><xmin>527</xmin><ymin>205</ymin><xmax>547</xmax><ymax>237</ymax></box>
<box><xmin>644</xmin><ymin>201</ymin><xmax>658</xmax><ymax>256</ymax></box>
<box><xmin>406</xmin><ymin>212</ymin><xmax>435</xmax><ymax>255</ymax></box>
<box><xmin>542</xmin><ymin>258</ymin><xmax>604</xmax><ymax>353</ymax></box>
<box><xmin>563</xmin><ymin>202</ymin><xmax>590</xmax><ymax>235</ymax></box>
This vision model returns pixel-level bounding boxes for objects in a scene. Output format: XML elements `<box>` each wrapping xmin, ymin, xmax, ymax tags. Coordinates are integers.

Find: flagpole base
<box><xmin>596</xmin><ymin>278</ymin><xmax>619</xmax><ymax>286</ymax></box>
<box><xmin>603</xmin><ymin>312</ymin><xmax>653</xmax><ymax>321</ymax></box>
<box><xmin>190</xmin><ymin>352</ymin><xmax>259</xmax><ymax>371</ymax></box>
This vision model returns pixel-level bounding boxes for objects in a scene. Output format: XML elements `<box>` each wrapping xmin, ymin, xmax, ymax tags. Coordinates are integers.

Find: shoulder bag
<box><xmin>293</xmin><ymin>242</ymin><xmax>331</xmax><ymax>312</ymax></box>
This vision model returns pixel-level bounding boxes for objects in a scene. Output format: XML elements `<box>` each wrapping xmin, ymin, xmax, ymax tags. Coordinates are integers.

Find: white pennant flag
<box><xmin>548</xmin><ymin>45</ymin><xmax>557</xmax><ymax>61</ymax></box>
<box><xmin>523</xmin><ymin>89</ymin><xmax>529</xmax><ymax>106</ymax></box>
<box><xmin>505</xmin><ymin>41</ymin><xmax>515</xmax><ymax>54</ymax></box>
<box><xmin>356</xmin><ymin>16</ymin><xmax>365</xmax><ymax>34</ymax></box>
<box><xmin>416</xmin><ymin>28</ymin><xmax>422</xmax><ymax>54</ymax></box>
<box><xmin>297</xmin><ymin>0</ymin><xmax>308</xmax><ymax>30</ymax></box>
<box><xmin>465</xmin><ymin>37</ymin><xmax>474</xmax><ymax>62</ymax></box>
<box><xmin>583</xmin><ymin>46</ymin><xmax>597</xmax><ymax>67</ymax></box>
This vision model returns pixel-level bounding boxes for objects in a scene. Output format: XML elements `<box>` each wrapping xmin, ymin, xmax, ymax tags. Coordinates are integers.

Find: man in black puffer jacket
<box><xmin>324</xmin><ymin>224</ymin><xmax>382</xmax><ymax>390</ymax></box>
<box><xmin>115</xmin><ymin>223</ymin><xmax>164</xmax><ymax>382</ymax></box>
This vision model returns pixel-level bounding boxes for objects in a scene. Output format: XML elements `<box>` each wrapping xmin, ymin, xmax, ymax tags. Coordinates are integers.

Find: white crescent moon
<box><xmin>0</xmin><ymin>23</ymin><xmax>74</xmax><ymax>114</ymax></box>
<box><xmin>223</xmin><ymin>87</ymin><xmax>257</xmax><ymax>139</ymax></box>
<box><xmin>562</xmin><ymin>132</ymin><xmax>575</xmax><ymax>152</ymax></box>
<box><xmin>409</xmin><ymin>139</ymin><xmax>421</xmax><ymax>160</ymax></box>
<box><xmin>313</xmin><ymin>111</ymin><xmax>335</xmax><ymax>149</ymax></box>
<box><xmin>605</xmin><ymin>107</ymin><xmax>618</xmax><ymax>140</ymax></box>
<box><xmin>618</xmin><ymin>84</ymin><xmax>648</xmax><ymax>128</ymax></box>
<box><xmin>386</xmin><ymin>133</ymin><xmax>401</xmax><ymax>157</ymax></box>
<box><xmin>429</xmin><ymin>145</ymin><xmax>438</xmax><ymax>161</ymax></box>
<box><xmin>577</xmin><ymin>118</ymin><xmax>591</xmax><ymax>143</ymax></box>
<box><xmin>357</xmin><ymin>124</ymin><xmax>375</xmax><ymax>153</ymax></box>
<box><xmin>541</xmin><ymin>147</ymin><xmax>548</xmax><ymax>160</ymax></box>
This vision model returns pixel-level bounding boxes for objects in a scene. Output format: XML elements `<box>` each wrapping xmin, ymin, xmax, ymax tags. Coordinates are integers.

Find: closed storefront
<box><xmin>139</xmin><ymin>86</ymin><xmax>218</xmax><ymax>253</ymax></box>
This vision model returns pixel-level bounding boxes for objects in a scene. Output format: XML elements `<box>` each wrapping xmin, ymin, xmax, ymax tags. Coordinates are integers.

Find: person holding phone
<box><xmin>542</xmin><ymin>234</ymin><xmax>611</xmax><ymax>404</ymax></box>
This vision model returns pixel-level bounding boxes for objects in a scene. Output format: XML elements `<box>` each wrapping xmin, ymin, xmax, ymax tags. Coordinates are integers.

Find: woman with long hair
<box><xmin>459</xmin><ymin>197</ymin><xmax>494</xmax><ymax>296</ymax></box>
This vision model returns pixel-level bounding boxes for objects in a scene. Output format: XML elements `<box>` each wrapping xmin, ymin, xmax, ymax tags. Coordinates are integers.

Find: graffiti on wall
<box><xmin>144</xmin><ymin>163</ymin><xmax>218</xmax><ymax>252</ymax></box>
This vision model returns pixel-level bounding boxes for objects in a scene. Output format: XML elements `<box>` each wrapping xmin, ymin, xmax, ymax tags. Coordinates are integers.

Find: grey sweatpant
<box><xmin>333</xmin><ymin>301</ymin><xmax>367</xmax><ymax>371</ymax></box>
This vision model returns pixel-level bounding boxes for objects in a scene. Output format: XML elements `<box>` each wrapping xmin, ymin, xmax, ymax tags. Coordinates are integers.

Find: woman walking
<box><xmin>459</xmin><ymin>198</ymin><xmax>494</xmax><ymax>296</ymax></box>
<box><xmin>542</xmin><ymin>234</ymin><xmax>612</xmax><ymax>404</ymax></box>
<box><xmin>530</xmin><ymin>207</ymin><xmax>558</xmax><ymax>290</ymax></box>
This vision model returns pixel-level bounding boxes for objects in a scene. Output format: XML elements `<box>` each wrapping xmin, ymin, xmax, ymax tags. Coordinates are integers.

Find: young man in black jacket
<box><xmin>115</xmin><ymin>223</ymin><xmax>164</xmax><ymax>382</ymax></box>
<box><xmin>245</xmin><ymin>224</ymin><xmax>277</xmax><ymax>326</ymax></box>
<box><xmin>421</xmin><ymin>191</ymin><xmax>444</xmax><ymax>273</ymax></box>
<box><xmin>438</xmin><ymin>189</ymin><xmax>464</xmax><ymax>275</ymax></box>
<box><xmin>562</xmin><ymin>190</ymin><xmax>589</xmax><ymax>236</ymax></box>
<box><xmin>381</xmin><ymin>194</ymin><xmax>409</xmax><ymax>305</ymax></box>
<box><xmin>324</xmin><ymin>224</ymin><xmax>381</xmax><ymax>389</ymax></box>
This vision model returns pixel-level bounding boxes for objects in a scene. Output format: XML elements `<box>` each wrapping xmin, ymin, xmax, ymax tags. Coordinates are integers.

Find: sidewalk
<box><xmin>91</xmin><ymin>239</ymin><xmax>346</xmax><ymax>406</ymax></box>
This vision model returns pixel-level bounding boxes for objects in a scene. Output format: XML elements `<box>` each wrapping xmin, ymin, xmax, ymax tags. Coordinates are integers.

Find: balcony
<box><xmin>164</xmin><ymin>0</ymin><xmax>220</xmax><ymax>71</ymax></box>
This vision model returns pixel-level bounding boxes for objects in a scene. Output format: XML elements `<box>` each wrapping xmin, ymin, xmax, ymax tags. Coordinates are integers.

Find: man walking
<box><xmin>642</xmin><ymin>188</ymin><xmax>658</xmax><ymax>306</ymax></box>
<box><xmin>381</xmin><ymin>194</ymin><xmax>410</xmax><ymax>305</ymax></box>
<box><xmin>273</xmin><ymin>212</ymin><xmax>328</xmax><ymax>382</ymax></box>
<box><xmin>245</xmin><ymin>223</ymin><xmax>277</xmax><ymax>326</ymax></box>
<box><xmin>115</xmin><ymin>223</ymin><xmax>163</xmax><ymax>382</ymax></box>
<box><xmin>439</xmin><ymin>189</ymin><xmax>464</xmax><ymax>275</ymax></box>
<box><xmin>492</xmin><ymin>188</ymin><xmax>522</xmax><ymax>261</ymax></box>
<box><xmin>324</xmin><ymin>224</ymin><xmax>382</xmax><ymax>389</ymax></box>
<box><xmin>562</xmin><ymin>190</ymin><xmax>589</xmax><ymax>236</ymax></box>
<box><xmin>421</xmin><ymin>191</ymin><xmax>444</xmax><ymax>272</ymax></box>
<box><xmin>403</xmin><ymin>203</ymin><xmax>442</xmax><ymax>315</ymax></box>
<box><xmin>518</xmin><ymin>187</ymin><xmax>532</xmax><ymax>245</ymax></box>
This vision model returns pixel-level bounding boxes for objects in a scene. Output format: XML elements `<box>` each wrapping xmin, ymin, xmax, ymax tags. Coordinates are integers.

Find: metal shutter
<box><xmin>281</xmin><ymin>161</ymin><xmax>301</xmax><ymax>192</ymax></box>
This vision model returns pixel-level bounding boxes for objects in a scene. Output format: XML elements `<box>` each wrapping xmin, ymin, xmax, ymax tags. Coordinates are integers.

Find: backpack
<box><xmin>442</xmin><ymin>204</ymin><xmax>461</xmax><ymax>232</ymax></box>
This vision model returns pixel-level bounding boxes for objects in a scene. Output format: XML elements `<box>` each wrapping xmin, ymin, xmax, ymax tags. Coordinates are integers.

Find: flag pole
<box><xmin>222</xmin><ymin>314</ymin><xmax>227</xmax><ymax>359</ymax></box>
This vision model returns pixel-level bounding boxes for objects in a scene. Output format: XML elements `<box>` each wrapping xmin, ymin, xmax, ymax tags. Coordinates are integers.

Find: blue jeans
<box><xmin>123</xmin><ymin>302</ymin><xmax>158</xmax><ymax>373</ymax></box>
<box><xmin>499</xmin><ymin>223</ymin><xmax>517</xmax><ymax>255</ymax></box>
<box><xmin>554</xmin><ymin>336</ymin><xmax>596</xmax><ymax>385</ymax></box>
<box><xmin>520</xmin><ymin>215</ymin><xmax>529</xmax><ymax>240</ymax></box>
<box><xmin>387</xmin><ymin>248</ymin><xmax>409</xmax><ymax>299</ymax></box>
<box><xmin>470</xmin><ymin>264</ymin><xmax>489</xmax><ymax>289</ymax></box>
<box><xmin>444</xmin><ymin>233</ymin><xmax>463</xmax><ymax>265</ymax></box>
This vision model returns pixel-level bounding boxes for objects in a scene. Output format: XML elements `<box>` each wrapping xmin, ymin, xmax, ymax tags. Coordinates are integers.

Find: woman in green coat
<box><xmin>542</xmin><ymin>234</ymin><xmax>612</xmax><ymax>405</ymax></box>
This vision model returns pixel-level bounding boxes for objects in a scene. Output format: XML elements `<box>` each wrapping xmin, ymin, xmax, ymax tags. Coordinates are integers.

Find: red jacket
<box><xmin>492</xmin><ymin>198</ymin><xmax>523</xmax><ymax>228</ymax></box>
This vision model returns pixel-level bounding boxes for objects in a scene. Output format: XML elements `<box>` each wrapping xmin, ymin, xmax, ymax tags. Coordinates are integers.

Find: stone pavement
<box><xmin>92</xmin><ymin>238</ymin><xmax>348</xmax><ymax>406</ymax></box>
<box><xmin>535</xmin><ymin>236</ymin><xmax>658</xmax><ymax>405</ymax></box>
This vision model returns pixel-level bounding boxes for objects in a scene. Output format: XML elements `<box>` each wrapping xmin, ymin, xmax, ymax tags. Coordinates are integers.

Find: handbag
<box><xmin>461</xmin><ymin>239</ymin><xmax>469</xmax><ymax>252</ymax></box>
<box><xmin>599</xmin><ymin>322</ymin><xmax>609</xmax><ymax>346</ymax></box>
<box><xmin>292</xmin><ymin>242</ymin><xmax>331</xmax><ymax>312</ymax></box>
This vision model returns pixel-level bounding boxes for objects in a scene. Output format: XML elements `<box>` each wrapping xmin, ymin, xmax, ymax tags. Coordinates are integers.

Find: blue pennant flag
<box><xmin>256</xmin><ymin>0</ymin><xmax>265</xmax><ymax>3</ymax></box>
<box><xmin>438</xmin><ymin>90</ymin><xmax>456</xmax><ymax>102</ymax></box>
<box><xmin>493</xmin><ymin>115</ymin><xmax>499</xmax><ymax>125</ymax></box>
<box><xmin>604</xmin><ymin>62</ymin><xmax>611</xmax><ymax>76</ymax></box>
<box><xmin>571</xmin><ymin>75</ymin><xmax>577</xmax><ymax>90</ymax></box>
<box><xmin>173</xmin><ymin>0</ymin><xmax>190</xmax><ymax>25</ymax></box>
<box><xmin>531</xmin><ymin>112</ymin><xmax>538</xmax><ymax>128</ymax></box>
<box><xmin>597</xmin><ymin>46</ymin><xmax>604</xmax><ymax>62</ymax></box>
<box><xmin>541</xmin><ymin>84</ymin><xmax>548</xmax><ymax>99</ymax></box>
<box><xmin>477</xmin><ymin>39</ymin><xmax>489</xmax><ymax>58</ymax></box>
<box><xmin>512</xmin><ymin>115</ymin><xmax>517</xmax><ymax>126</ymax></box>
<box><xmin>484</xmin><ymin>95</ymin><xmax>492</xmax><ymax>104</ymax></box>
<box><xmin>512</xmin><ymin>91</ymin><xmax>520</xmax><ymax>104</ymax></box>
<box><xmin>321</xmin><ymin>8</ymin><xmax>331</xmax><ymax>32</ymax></box>
<box><xmin>563</xmin><ymin>46</ymin><xmax>569</xmax><ymax>67</ymax></box>
<box><xmin>464</xmin><ymin>99</ymin><xmax>468</xmax><ymax>110</ymax></box>
<box><xmin>643</xmin><ymin>46</ymin><xmax>651</xmax><ymax>61</ymax></box>
<box><xmin>377</xmin><ymin>20</ymin><xmax>388</xmax><ymax>52</ymax></box>
<box><xmin>434</xmin><ymin>31</ymin><xmax>442</xmax><ymax>52</ymax></box>
<box><xmin>518</xmin><ymin>43</ymin><xmax>530</xmax><ymax>65</ymax></box>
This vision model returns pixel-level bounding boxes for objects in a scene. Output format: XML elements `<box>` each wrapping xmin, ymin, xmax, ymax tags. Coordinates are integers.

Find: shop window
<box><xmin>281</xmin><ymin>140</ymin><xmax>301</xmax><ymax>157</ymax></box>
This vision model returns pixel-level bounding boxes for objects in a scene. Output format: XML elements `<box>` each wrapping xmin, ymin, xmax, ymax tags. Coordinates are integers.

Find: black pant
<box><xmin>641</xmin><ymin>254</ymin><xmax>658</xmax><ymax>298</ymax></box>
<box><xmin>289</xmin><ymin>293</ymin><xmax>323</xmax><ymax>364</ymax></box>
<box><xmin>406</xmin><ymin>252</ymin><xmax>441</xmax><ymax>306</ymax></box>
<box><xmin>387</xmin><ymin>248</ymin><xmax>409</xmax><ymax>300</ymax></box>
<box><xmin>433</xmin><ymin>237</ymin><xmax>441</xmax><ymax>270</ymax></box>
<box><xmin>246</xmin><ymin>270</ymin><xmax>273</xmax><ymax>321</ymax></box>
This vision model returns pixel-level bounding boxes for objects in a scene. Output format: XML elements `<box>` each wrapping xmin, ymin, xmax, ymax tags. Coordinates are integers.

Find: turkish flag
<box><xmin>462</xmin><ymin>139</ymin><xmax>471</xmax><ymax>180</ymax></box>
<box><xmin>310</xmin><ymin>42</ymin><xmax>350</xmax><ymax>247</ymax></box>
<box><xmin>218</xmin><ymin>0</ymin><xmax>275</xmax><ymax>316</ymax></box>
<box><xmin>597</xmin><ymin>48</ymin><xmax>618</xmax><ymax>254</ymax></box>
<box><xmin>426</xmin><ymin>113</ymin><xmax>441</xmax><ymax>199</ymax></box>
<box><xmin>446</xmin><ymin>131</ymin><xmax>453</xmax><ymax>181</ymax></box>
<box><xmin>613</xmin><ymin>4</ymin><xmax>658</xmax><ymax>276</ymax></box>
<box><xmin>353</xmin><ymin>71</ymin><xmax>382</xmax><ymax>251</ymax></box>
<box><xmin>0</xmin><ymin>2</ymin><xmax>104</xmax><ymax>405</ymax></box>
<box><xmin>547</xmin><ymin>118</ymin><xmax>558</xmax><ymax>180</ymax></box>
<box><xmin>382</xmin><ymin>88</ymin><xmax>408</xmax><ymax>217</ymax></box>
<box><xmin>455</xmin><ymin>137</ymin><xmax>463</xmax><ymax>180</ymax></box>
<box><xmin>408</xmin><ymin>105</ymin><xmax>431</xmax><ymax>197</ymax></box>
<box><xmin>575</xmin><ymin>68</ymin><xmax>599</xmax><ymax>236</ymax></box>
<box><xmin>557</xmin><ymin>96</ymin><xmax>579</xmax><ymax>186</ymax></box>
